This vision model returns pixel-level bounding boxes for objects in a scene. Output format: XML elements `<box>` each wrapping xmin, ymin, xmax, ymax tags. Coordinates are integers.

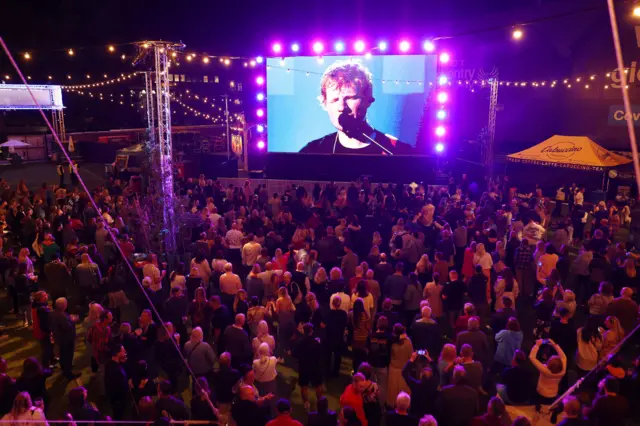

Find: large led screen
<box><xmin>267</xmin><ymin>55</ymin><xmax>438</xmax><ymax>155</ymax></box>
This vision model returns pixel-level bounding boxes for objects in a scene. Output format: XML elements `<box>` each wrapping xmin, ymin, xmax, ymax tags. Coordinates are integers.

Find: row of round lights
<box><xmin>255</xmin><ymin>67</ymin><xmax>266</xmax><ymax>149</ymax></box>
<box><xmin>270</xmin><ymin>39</ymin><xmax>443</xmax><ymax>56</ymax></box>
<box><xmin>435</xmin><ymin>73</ymin><xmax>449</xmax><ymax>154</ymax></box>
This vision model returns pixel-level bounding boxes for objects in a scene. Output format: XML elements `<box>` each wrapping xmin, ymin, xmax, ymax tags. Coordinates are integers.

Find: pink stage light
<box><xmin>435</xmin><ymin>142</ymin><xmax>445</xmax><ymax>152</ymax></box>
<box><xmin>291</xmin><ymin>43</ymin><xmax>300</xmax><ymax>52</ymax></box>
<box><xmin>378</xmin><ymin>41</ymin><xmax>388</xmax><ymax>51</ymax></box>
<box><xmin>439</xmin><ymin>52</ymin><xmax>451</xmax><ymax>63</ymax></box>
<box><xmin>256</xmin><ymin>108</ymin><xmax>264</xmax><ymax>117</ymax></box>
<box><xmin>257</xmin><ymin>140</ymin><xmax>266</xmax><ymax>150</ymax></box>
<box><xmin>313</xmin><ymin>41</ymin><xmax>324</xmax><ymax>54</ymax></box>
<box><xmin>334</xmin><ymin>41</ymin><xmax>345</xmax><ymax>53</ymax></box>
<box><xmin>256</xmin><ymin>93</ymin><xmax>265</xmax><ymax>101</ymax></box>
<box><xmin>423</xmin><ymin>40</ymin><xmax>435</xmax><ymax>52</ymax></box>
<box><xmin>399</xmin><ymin>40</ymin><xmax>411</xmax><ymax>52</ymax></box>
<box><xmin>437</xmin><ymin>92</ymin><xmax>448</xmax><ymax>103</ymax></box>
<box><xmin>435</xmin><ymin>126</ymin><xmax>446</xmax><ymax>137</ymax></box>
<box><xmin>256</xmin><ymin>76</ymin><xmax>265</xmax><ymax>85</ymax></box>
<box><xmin>272</xmin><ymin>43</ymin><xmax>282</xmax><ymax>54</ymax></box>
<box><xmin>354</xmin><ymin>40</ymin><xmax>366</xmax><ymax>53</ymax></box>
<box><xmin>257</xmin><ymin>125</ymin><xmax>264</xmax><ymax>133</ymax></box>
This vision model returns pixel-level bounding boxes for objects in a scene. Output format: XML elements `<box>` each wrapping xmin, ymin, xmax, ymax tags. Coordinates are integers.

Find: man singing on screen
<box><xmin>299</xmin><ymin>60</ymin><xmax>413</xmax><ymax>155</ymax></box>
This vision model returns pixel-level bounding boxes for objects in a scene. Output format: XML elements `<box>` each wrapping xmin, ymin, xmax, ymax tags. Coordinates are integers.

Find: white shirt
<box><xmin>330</xmin><ymin>292</ymin><xmax>352</xmax><ymax>312</ymax></box>
<box><xmin>473</xmin><ymin>252</ymin><xmax>493</xmax><ymax>270</ymax></box>
<box><xmin>351</xmin><ymin>293</ymin><xmax>375</xmax><ymax>316</ymax></box>
<box><xmin>142</xmin><ymin>263</ymin><xmax>162</xmax><ymax>291</ymax></box>
<box><xmin>242</xmin><ymin>241</ymin><xmax>262</xmax><ymax>266</ymax></box>
<box><xmin>226</xmin><ymin>229</ymin><xmax>244</xmax><ymax>249</ymax></box>
<box><xmin>252</xmin><ymin>356</ymin><xmax>278</xmax><ymax>382</ymax></box>
<box><xmin>209</xmin><ymin>213</ymin><xmax>222</xmax><ymax>228</ymax></box>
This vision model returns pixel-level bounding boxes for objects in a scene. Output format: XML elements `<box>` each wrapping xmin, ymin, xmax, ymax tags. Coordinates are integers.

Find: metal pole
<box><xmin>153</xmin><ymin>44</ymin><xmax>177</xmax><ymax>253</ymax></box>
<box><xmin>242</xmin><ymin>114</ymin><xmax>249</xmax><ymax>172</ymax></box>
<box><xmin>486</xmin><ymin>78</ymin><xmax>498</xmax><ymax>177</ymax></box>
<box><xmin>223</xmin><ymin>94</ymin><xmax>230</xmax><ymax>159</ymax></box>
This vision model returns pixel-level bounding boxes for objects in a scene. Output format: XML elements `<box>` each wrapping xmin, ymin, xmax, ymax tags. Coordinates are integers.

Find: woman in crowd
<box><xmin>189</xmin><ymin>287</ymin><xmax>213</xmax><ymax>339</ymax></box>
<box><xmin>494</xmin><ymin>267</ymin><xmax>519</xmax><ymax>310</ymax></box>
<box><xmin>576</xmin><ymin>316</ymin><xmax>604</xmax><ymax>375</ymax></box>
<box><xmin>233</xmin><ymin>289</ymin><xmax>249</xmax><ymax>316</ymax></box>
<box><xmin>423</xmin><ymin>272</ymin><xmax>443</xmax><ymax>321</ymax></box>
<box><xmin>351</xmin><ymin>280</ymin><xmax>375</xmax><ymax>318</ymax></box>
<box><xmin>386</xmin><ymin>324</ymin><xmax>413</xmax><ymax>407</ymax></box>
<box><xmin>601</xmin><ymin>315</ymin><xmax>624</xmax><ymax>360</ymax></box>
<box><xmin>275</xmin><ymin>287</ymin><xmax>296</xmax><ymax>362</ymax></box>
<box><xmin>349</xmin><ymin>298</ymin><xmax>371</xmax><ymax>373</ymax></box>
<box><xmin>358</xmin><ymin>363</ymin><xmax>381</xmax><ymax>426</ymax></box>
<box><xmin>1</xmin><ymin>392</ymin><xmax>47</xmax><ymax>426</ymax></box>
<box><xmin>403</xmin><ymin>273</ymin><xmax>423</xmax><ymax>326</ymax></box>
<box><xmin>252</xmin><ymin>342</ymin><xmax>278</xmax><ymax>402</ymax></box>
<box><xmin>247</xmin><ymin>297</ymin><xmax>268</xmax><ymax>337</ymax></box>
<box><xmin>15</xmin><ymin>358</ymin><xmax>50</xmax><ymax>411</ymax></box>
<box><xmin>461</xmin><ymin>241</ymin><xmax>477</xmax><ymax>281</ymax></box>
<box><xmin>415</xmin><ymin>254</ymin><xmax>433</xmax><ymax>286</ymax></box>
<box><xmin>312</xmin><ymin>267</ymin><xmax>329</xmax><ymax>306</ymax></box>
<box><xmin>170</xmin><ymin>262</ymin><xmax>187</xmax><ymax>291</ymax></box>
<box><xmin>473</xmin><ymin>243</ymin><xmax>492</xmax><ymax>279</ymax></box>
<box><xmin>533</xmin><ymin>288</ymin><xmax>555</xmax><ymax>339</ymax></box>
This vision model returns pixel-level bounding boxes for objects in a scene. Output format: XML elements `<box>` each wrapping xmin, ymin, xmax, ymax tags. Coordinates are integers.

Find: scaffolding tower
<box><xmin>485</xmin><ymin>78</ymin><xmax>499</xmax><ymax>175</ymax></box>
<box><xmin>137</xmin><ymin>41</ymin><xmax>184</xmax><ymax>254</ymax></box>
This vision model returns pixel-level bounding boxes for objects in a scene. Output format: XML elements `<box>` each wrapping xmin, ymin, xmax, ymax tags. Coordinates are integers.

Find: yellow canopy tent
<box><xmin>507</xmin><ymin>135</ymin><xmax>631</xmax><ymax>171</ymax></box>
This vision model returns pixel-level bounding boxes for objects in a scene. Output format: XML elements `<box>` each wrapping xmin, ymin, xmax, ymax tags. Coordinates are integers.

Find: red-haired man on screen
<box><xmin>299</xmin><ymin>60</ymin><xmax>413</xmax><ymax>155</ymax></box>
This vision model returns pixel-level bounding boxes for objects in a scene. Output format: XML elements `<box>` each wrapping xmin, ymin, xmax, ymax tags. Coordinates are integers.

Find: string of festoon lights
<box><xmin>62</xmin><ymin>72</ymin><xmax>141</xmax><ymax>89</ymax></box>
<box><xmin>63</xmin><ymin>87</ymin><xmax>233</xmax><ymax>122</ymax></box>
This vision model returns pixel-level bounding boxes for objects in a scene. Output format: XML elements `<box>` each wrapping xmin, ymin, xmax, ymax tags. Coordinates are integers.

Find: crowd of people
<box><xmin>0</xmin><ymin>172</ymin><xmax>639</xmax><ymax>426</ymax></box>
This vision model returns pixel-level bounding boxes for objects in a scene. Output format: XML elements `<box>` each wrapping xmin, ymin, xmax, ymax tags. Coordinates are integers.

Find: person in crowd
<box><xmin>529</xmin><ymin>338</ymin><xmax>566</xmax><ymax>410</ymax></box>
<box><xmin>67</xmin><ymin>386</ymin><xmax>102</xmax><ymax>423</ymax></box>
<box><xmin>411</xmin><ymin>306</ymin><xmax>442</xmax><ymax>361</ymax></box>
<box><xmin>402</xmin><ymin>352</ymin><xmax>439</xmax><ymax>419</ymax></box>
<box><xmin>190</xmin><ymin>377</ymin><xmax>219</xmax><ymax>422</ymax></box>
<box><xmin>15</xmin><ymin>357</ymin><xmax>51</xmax><ymax>410</ymax></box>
<box><xmin>383</xmin><ymin>262</ymin><xmax>409</xmax><ymax>312</ymax></box>
<box><xmin>211</xmin><ymin>352</ymin><xmax>240</xmax><ymax>416</ymax></box>
<box><xmin>1</xmin><ymin>392</ymin><xmax>47</xmax><ymax>426</ymax></box>
<box><xmin>497</xmin><ymin>350</ymin><xmax>533</xmax><ymax>405</ymax></box>
<box><xmin>386</xmin><ymin>391</ymin><xmax>417</xmax><ymax>426</ymax></box>
<box><xmin>325</xmin><ymin>296</ymin><xmax>348</xmax><ymax>377</ymax></box>
<box><xmin>441</xmin><ymin>270</ymin><xmax>465</xmax><ymax>327</ymax></box>
<box><xmin>435</xmin><ymin>366</ymin><xmax>479</xmax><ymax>426</ymax></box>
<box><xmin>184</xmin><ymin>327</ymin><xmax>216</xmax><ymax>387</ymax></box>
<box><xmin>50</xmin><ymin>297</ymin><xmax>79</xmax><ymax>380</ymax></box>
<box><xmin>387</xmin><ymin>324</ymin><xmax>413</xmax><ymax>407</ymax></box>
<box><xmin>104</xmin><ymin>343</ymin><xmax>129</xmax><ymax>420</ymax></box>
<box><xmin>308</xmin><ymin>396</ymin><xmax>337</xmax><ymax>426</ymax></box>
<box><xmin>253</xmin><ymin>342</ymin><xmax>278</xmax><ymax>401</ymax></box>
<box><xmin>340</xmin><ymin>373</ymin><xmax>368</xmax><ymax>426</ymax></box>
<box><xmin>349</xmin><ymin>298</ymin><xmax>371</xmax><ymax>372</ymax></box>
<box><xmin>585</xmin><ymin>375</ymin><xmax>629</xmax><ymax>425</ymax></box>
<box><xmin>576</xmin><ymin>316</ymin><xmax>604</xmax><ymax>375</ymax></box>
<box><xmin>557</xmin><ymin>396</ymin><xmax>588</xmax><ymax>426</ymax></box>
<box><xmin>493</xmin><ymin>317</ymin><xmax>523</xmax><ymax>373</ymax></box>
<box><xmin>456</xmin><ymin>317</ymin><xmax>490</xmax><ymax>371</ymax></box>
<box><xmin>423</xmin><ymin>272</ymin><xmax>443</xmax><ymax>321</ymax></box>
<box><xmin>601</xmin><ymin>315</ymin><xmax>624</xmax><ymax>359</ymax></box>
<box><xmin>223</xmin><ymin>314</ymin><xmax>253</xmax><ymax>368</ymax></box>
<box><xmin>293</xmin><ymin>323</ymin><xmax>324</xmax><ymax>410</ymax></box>
<box><xmin>266</xmin><ymin>398</ymin><xmax>302</xmax><ymax>426</ymax></box>
<box><xmin>155</xmin><ymin>379</ymin><xmax>189</xmax><ymax>421</ymax></box>
<box><xmin>491</xmin><ymin>296</ymin><xmax>516</xmax><ymax>333</ymax></box>
<box><xmin>606</xmin><ymin>287</ymin><xmax>638</xmax><ymax>335</ymax></box>
<box><xmin>474</xmin><ymin>398</ymin><xmax>509</xmax><ymax>426</ymax></box>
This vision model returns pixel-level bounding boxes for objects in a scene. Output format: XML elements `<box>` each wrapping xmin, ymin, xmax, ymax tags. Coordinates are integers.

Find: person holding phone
<box><xmin>529</xmin><ymin>338</ymin><xmax>567</xmax><ymax>411</ymax></box>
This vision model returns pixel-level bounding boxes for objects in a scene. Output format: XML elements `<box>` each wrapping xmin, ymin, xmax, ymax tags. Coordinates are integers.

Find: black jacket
<box><xmin>231</xmin><ymin>399</ymin><xmax>268</xmax><ymax>426</ymax></box>
<box><xmin>104</xmin><ymin>360</ymin><xmax>128</xmax><ymax>403</ymax></box>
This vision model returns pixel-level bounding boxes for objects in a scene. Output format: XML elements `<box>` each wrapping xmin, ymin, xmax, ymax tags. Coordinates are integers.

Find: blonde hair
<box><xmin>318</xmin><ymin>60</ymin><xmax>373</xmax><ymax>105</ymax></box>
<box><xmin>440</xmin><ymin>343</ymin><xmax>457</xmax><ymax>363</ymax></box>
<box><xmin>9</xmin><ymin>392</ymin><xmax>33</xmax><ymax>418</ymax></box>
<box><xmin>314</xmin><ymin>267</ymin><xmax>328</xmax><ymax>284</ymax></box>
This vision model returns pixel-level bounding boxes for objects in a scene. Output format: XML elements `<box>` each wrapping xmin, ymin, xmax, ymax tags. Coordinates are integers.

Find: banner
<box><xmin>609</xmin><ymin>105</ymin><xmax>640</xmax><ymax>126</ymax></box>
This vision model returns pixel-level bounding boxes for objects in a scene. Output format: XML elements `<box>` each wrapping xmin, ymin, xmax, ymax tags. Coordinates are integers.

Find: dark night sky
<box><xmin>1</xmin><ymin>0</ymin><xmax>638</xmax><ymax>149</ymax></box>
<box><xmin>0</xmin><ymin>0</ymin><xmax>608</xmax><ymax>58</ymax></box>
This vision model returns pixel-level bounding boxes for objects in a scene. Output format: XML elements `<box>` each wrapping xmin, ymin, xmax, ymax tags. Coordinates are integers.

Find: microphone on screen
<box><xmin>338</xmin><ymin>107</ymin><xmax>393</xmax><ymax>155</ymax></box>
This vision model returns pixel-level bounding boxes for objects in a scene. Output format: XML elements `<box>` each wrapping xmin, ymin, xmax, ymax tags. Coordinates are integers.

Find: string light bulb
<box><xmin>203</xmin><ymin>57</ymin><xmax>210</xmax><ymax>64</ymax></box>
<box><xmin>512</xmin><ymin>28</ymin><xmax>523</xmax><ymax>40</ymax></box>
<box><xmin>634</xmin><ymin>5</ymin><xmax>640</xmax><ymax>17</ymax></box>
<box><xmin>68</xmin><ymin>49</ymin><xmax>75</xmax><ymax>56</ymax></box>
<box><xmin>108</xmin><ymin>45</ymin><xmax>115</xmax><ymax>52</ymax></box>
<box><xmin>23</xmin><ymin>52</ymin><xmax>31</xmax><ymax>60</ymax></box>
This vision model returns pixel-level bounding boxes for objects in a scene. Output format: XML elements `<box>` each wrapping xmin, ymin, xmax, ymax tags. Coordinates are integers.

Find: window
<box><xmin>214</xmin><ymin>76</ymin><xmax>220</xmax><ymax>83</ymax></box>
<box><xmin>180</xmin><ymin>74</ymin><xmax>186</xmax><ymax>82</ymax></box>
<box><xmin>203</xmin><ymin>76</ymin><xmax>209</xmax><ymax>83</ymax></box>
